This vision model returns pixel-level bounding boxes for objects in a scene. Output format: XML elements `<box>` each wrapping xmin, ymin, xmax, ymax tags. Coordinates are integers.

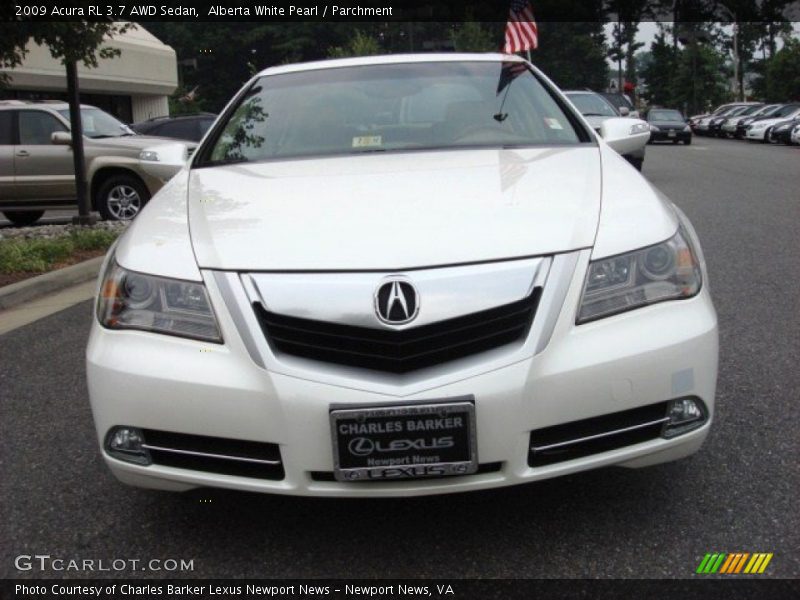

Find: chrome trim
<box><xmin>530</xmin><ymin>417</ymin><xmax>670</xmax><ymax>453</ymax></box>
<box><xmin>533</xmin><ymin>251</ymin><xmax>579</xmax><ymax>354</ymax></box>
<box><xmin>244</xmin><ymin>257</ymin><xmax>550</xmax><ymax>330</ymax></box>
<box><xmin>213</xmin><ymin>271</ymin><xmax>265</xmax><ymax>368</ymax></box>
<box><xmin>141</xmin><ymin>444</ymin><xmax>282</xmax><ymax>466</ymax></box>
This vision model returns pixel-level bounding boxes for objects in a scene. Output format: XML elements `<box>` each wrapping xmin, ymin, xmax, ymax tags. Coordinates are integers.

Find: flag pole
<box><xmin>526</xmin><ymin>49</ymin><xmax>532</xmax><ymax>62</ymax></box>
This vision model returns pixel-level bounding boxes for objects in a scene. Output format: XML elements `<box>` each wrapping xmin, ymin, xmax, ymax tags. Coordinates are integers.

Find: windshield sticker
<box><xmin>352</xmin><ymin>135</ymin><xmax>382</xmax><ymax>148</ymax></box>
<box><xmin>544</xmin><ymin>117</ymin><xmax>563</xmax><ymax>130</ymax></box>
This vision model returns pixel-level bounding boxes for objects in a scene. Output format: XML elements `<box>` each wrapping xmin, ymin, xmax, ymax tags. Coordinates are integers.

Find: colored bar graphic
<box><xmin>734</xmin><ymin>553</ymin><xmax>749</xmax><ymax>573</ymax></box>
<box><xmin>698</xmin><ymin>552</ymin><xmax>773</xmax><ymax>575</ymax></box>
<box><xmin>719</xmin><ymin>554</ymin><xmax>736</xmax><ymax>574</ymax></box>
<box><xmin>696</xmin><ymin>554</ymin><xmax>712</xmax><ymax>574</ymax></box>
<box><xmin>758</xmin><ymin>554</ymin><xmax>773</xmax><ymax>573</ymax></box>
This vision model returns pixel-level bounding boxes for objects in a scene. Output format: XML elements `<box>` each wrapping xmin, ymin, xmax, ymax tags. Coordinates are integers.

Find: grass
<box><xmin>0</xmin><ymin>228</ymin><xmax>119</xmax><ymax>275</ymax></box>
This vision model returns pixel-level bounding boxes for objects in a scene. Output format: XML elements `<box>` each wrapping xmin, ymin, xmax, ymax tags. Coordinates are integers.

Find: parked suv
<box><xmin>0</xmin><ymin>100</ymin><xmax>191</xmax><ymax>225</ymax></box>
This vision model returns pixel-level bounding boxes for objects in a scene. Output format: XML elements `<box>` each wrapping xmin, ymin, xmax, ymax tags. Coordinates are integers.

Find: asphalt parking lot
<box><xmin>1</xmin><ymin>137</ymin><xmax>798</xmax><ymax>580</ymax></box>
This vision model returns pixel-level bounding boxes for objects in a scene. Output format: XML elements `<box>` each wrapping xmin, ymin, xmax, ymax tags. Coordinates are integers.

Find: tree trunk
<box><xmin>65</xmin><ymin>60</ymin><xmax>95</xmax><ymax>225</ymax></box>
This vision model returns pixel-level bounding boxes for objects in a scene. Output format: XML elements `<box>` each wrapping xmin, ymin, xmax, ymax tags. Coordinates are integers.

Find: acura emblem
<box><xmin>375</xmin><ymin>279</ymin><xmax>419</xmax><ymax>324</ymax></box>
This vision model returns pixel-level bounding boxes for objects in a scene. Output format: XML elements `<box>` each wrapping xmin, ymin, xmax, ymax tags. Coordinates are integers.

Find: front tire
<box><xmin>3</xmin><ymin>210</ymin><xmax>45</xmax><ymax>227</ymax></box>
<box><xmin>628</xmin><ymin>157</ymin><xmax>644</xmax><ymax>171</ymax></box>
<box><xmin>684</xmin><ymin>138</ymin><xmax>692</xmax><ymax>145</ymax></box>
<box><xmin>96</xmin><ymin>174</ymin><xmax>150</xmax><ymax>221</ymax></box>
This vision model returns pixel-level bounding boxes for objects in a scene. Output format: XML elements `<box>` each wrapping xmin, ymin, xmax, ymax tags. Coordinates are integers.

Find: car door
<box><xmin>0</xmin><ymin>111</ymin><xmax>14</xmax><ymax>202</ymax></box>
<box><xmin>14</xmin><ymin>109</ymin><xmax>75</xmax><ymax>202</ymax></box>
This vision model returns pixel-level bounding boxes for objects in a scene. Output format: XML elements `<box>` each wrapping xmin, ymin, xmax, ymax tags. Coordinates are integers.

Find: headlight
<box><xmin>630</xmin><ymin>123</ymin><xmax>649</xmax><ymax>135</ymax></box>
<box><xmin>577</xmin><ymin>227</ymin><xmax>702</xmax><ymax>323</ymax></box>
<box><xmin>139</xmin><ymin>150</ymin><xmax>160</xmax><ymax>162</ymax></box>
<box><xmin>750</xmin><ymin>122</ymin><xmax>768</xmax><ymax>130</ymax></box>
<box><xmin>683</xmin><ymin>125</ymin><xmax>691</xmax><ymax>132</ymax></box>
<box><xmin>97</xmin><ymin>260</ymin><xmax>222</xmax><ymax>342</ymax></box>
<box><xmin>649</xmin><ymin>125</ymin><xmax>660</xmax><ymax>132</ymax></box>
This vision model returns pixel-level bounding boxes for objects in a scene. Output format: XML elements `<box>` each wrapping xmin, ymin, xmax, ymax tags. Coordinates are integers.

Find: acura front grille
<box><xmin>253</xmin><ymin>289</ymin><xmax>541</xmax><ymax>374</ymax></box>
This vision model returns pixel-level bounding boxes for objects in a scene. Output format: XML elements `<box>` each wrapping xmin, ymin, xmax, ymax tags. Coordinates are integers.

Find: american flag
<box><xmin>503</xmin><ymin>0</ymin><xmax>538</xmax><ymax>54</ymax></box>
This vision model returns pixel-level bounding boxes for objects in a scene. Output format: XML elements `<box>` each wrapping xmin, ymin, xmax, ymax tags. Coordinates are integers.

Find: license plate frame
<box><xmin>330</xmin><ymin>398</ymin><xmax>478</xmax><ymax>482</ymax></box>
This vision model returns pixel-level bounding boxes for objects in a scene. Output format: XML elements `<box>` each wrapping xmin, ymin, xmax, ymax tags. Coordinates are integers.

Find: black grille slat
<box><xmin>254</xmin><ymin>289</ymin><xmax>541</xmax><ymax>373</ymax></box>
<box><xmin>141</xmin><ymin>429</ymin><xmax>284</xmax><ymax>480</ymax></box>
<box><xmin>528</xmin><ymin>402</ymin><xmax>669</xmax><ymax>467</ymax></box>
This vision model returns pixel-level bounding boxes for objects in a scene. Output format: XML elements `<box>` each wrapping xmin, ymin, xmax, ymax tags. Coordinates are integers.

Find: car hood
<box><xmin>186</xmin><ymin>147</ymin><xmax>602</xmax><ymax>271</ymax></box>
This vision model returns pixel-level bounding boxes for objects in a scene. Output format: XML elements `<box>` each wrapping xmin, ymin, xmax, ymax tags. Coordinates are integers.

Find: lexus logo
<box><xmin>375</xmin><ymin>279</ymin><xmax>419</xmax><ymax>324</ymax></box>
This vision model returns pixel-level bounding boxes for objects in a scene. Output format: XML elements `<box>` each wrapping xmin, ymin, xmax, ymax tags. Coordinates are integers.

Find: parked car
<box><xmin>694</xmin><ymin>103</ymin><xmax>758</xmax><ymax>135</ymax></box>
<box><xmin>766</xmin><ymin>117</ymin><xmax>800</xmax><ymax>144</ymax></box>
<box><xmin>708</xmin><ymin>105</ymin><xmax>751</xmax><ymax>136</ymax></box>
<box><xmin>689</xmin><ymin>102</ymin><xmax>756</xmax><ymax>132</ymax></box>
<box><xmin>734</xmin><ymin>104</ymin><xmax>784</xmax><ymax>139</ymax></box>
<box><xmin>720</xmin><ymin>103</ymin><xmax>770</xmax><ymax>138</ymax></box>
<box><xmin>0</xmin><ymin>101</ymin><xmax>195</xmax><ymax>225</ymax></box>
<box><xmin>745</xmin><ymin>104</ymin><xmax>800</xmax><ymax>142</ymax></box>
<box><xmin>598</xmin><ymin>92</ymin><xmax>639</xmax><ymax>118</ymax></box>
<box><xmin>791</xmin><ymin>123</ymin><xmax>800</xmax><ymax>145</ymax></box>
<box><xmin>87</xmin><ymin>54</ymin><xmax>717</xmax><ymax>497</ymax></box>
<box><xmin>131</xmin><ymin>113</ymin><xmax>217</xmax><ymax>142</ymax></box>
<box><xmin>563</xmin><ymin>90</ymin><xmax>649</xmax><ymax>170</ymax></box>
<box><xmin>645</xmin><ymin>108</ymin><xmax>692</xmax><ymax>144</ymax></box>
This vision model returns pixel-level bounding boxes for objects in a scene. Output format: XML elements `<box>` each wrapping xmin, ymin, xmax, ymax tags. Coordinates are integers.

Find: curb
<box><xmin>0</xmin><ymin>256</ymin><xmax>104</xmax><ymax>311</ymax></box>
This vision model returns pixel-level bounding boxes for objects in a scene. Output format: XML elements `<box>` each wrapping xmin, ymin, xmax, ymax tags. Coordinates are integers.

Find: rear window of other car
<box><xmin>648</xmin><ymin>110</ymin><xmax>684</xmax><ymax>121</ymax></box>
<box><xmin>200</xmin><ymin>61</ymin><xmax>585</xmax><ymax>166</ymax></box>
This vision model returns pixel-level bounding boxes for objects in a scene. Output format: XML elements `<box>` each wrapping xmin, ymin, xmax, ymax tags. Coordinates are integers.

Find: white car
<box><xmin>745</xmin><ymin>105</ymin><xmax>800</xmax><ymax>141</ymax></box>
<box><xmin>87</xmin><ymin>54</ymin><xmax>718</xmax><ymax>497</ymax></box>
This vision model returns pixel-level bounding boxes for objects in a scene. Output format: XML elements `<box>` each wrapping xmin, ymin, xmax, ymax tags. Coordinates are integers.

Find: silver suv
<box><xmin>0</xmin><ymin>100</ymin><xmax>189</xmax><ymax>225</ymax></box>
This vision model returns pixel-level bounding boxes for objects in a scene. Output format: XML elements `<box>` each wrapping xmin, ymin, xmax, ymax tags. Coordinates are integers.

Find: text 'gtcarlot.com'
<box><xmin>14</xmin><ymin>554</ymin><xmax>194</xmax><ymax>572</ymax></box>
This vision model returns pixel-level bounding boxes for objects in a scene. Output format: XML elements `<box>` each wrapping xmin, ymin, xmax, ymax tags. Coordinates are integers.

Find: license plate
<box><xmin>330</xmin><ymin>399</ymin><xmax>477</xmax><ymax>482</ymax></box>
<box><xmin>668</xmin><ymin>130</ymin><xmax>676</xmax><ymax>137</ymax></box>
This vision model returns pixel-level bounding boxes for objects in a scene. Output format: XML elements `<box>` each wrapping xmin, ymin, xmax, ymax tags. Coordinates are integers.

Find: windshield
<box><xmin>565</xmin><ymin>93</ymin><xmax>618</xmax><ymax>117</ymax></box>
<box><xmin>201</xmin><ymin>62</ymin><xmax>583</xmax><ymax>165</ymax></box>
<box><xmin>738</xmin><ymin>105</ymin><xmax>764</xmax><ymax>116</ymax></box>
<box><xmin>648</xmin><ymin>109</ymin><xmax>683</xmax><ymax>122</ymax></box>
<box><xmin>772</xmin><ymin>104</ymin><xmax>800</xmax><ymax>118</ymax></box>
<box><xmin>57</xmin><ymin>108</ymin><xmax>134</xmax><ymax>138</ymax></box>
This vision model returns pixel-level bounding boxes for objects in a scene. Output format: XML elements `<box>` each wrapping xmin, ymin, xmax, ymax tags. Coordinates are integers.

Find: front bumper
<box><xmin>87</xmin><ymin>251</ymin><xmax>718</xmax><ymax>497</ymax></box>
<box><xmin>649</xmin><ymin>131</ymin><xmax>691</xmax><ymax>143</ymax></box>
<box><xmin>745</xmin><ymin>128</ymin><xmax>768</xmax><ymax>140</ymax></box>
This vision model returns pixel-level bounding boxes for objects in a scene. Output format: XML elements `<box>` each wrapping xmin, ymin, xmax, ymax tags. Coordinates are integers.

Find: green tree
<box><xmin>328</xmin><ymin>30</ymin><xmax>381</xmax><ymax>58</ymax></box>
<box><xmin>0</xmin><ymin>22</ymin><xmax>131</xmax><ymax>223</ymax></box>
<box><xmin>451</xmin><ymin>21</ymin><xmax>495</xmax><ymax>53</ymax></box>
<box><xmin>640</xmin><ymin>27</ymin><xmax>679</xmax><ymax>106</ymax></box>
<box><xmin>760</xmin><ymin>38</ymin><xmax>800</xmax><ymax>101</ymax></box>
<box><xmin>533</xmin><ymin>22</ymin><xmax>609</xmax><ymax>90</ymax></box>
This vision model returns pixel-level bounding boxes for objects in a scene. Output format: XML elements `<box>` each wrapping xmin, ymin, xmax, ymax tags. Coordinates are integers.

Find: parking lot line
<box><xmin>0</xmin><ymin>280</ymin><xmax>95</xmax><ymax>335</ymax></box>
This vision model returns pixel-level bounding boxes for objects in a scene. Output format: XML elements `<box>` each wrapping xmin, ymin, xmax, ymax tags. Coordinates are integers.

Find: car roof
<box><xmin>256</xmin><ymin>53</ymin><xmax>525</xmax><ymax>78</ymax></box>
<box><xmin>0</xmin><ymin>100</ymin><xmax>96</xmax><ymax>111</ymax></box>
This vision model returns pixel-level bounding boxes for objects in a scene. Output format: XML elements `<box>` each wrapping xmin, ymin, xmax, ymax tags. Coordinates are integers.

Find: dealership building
<box><xmin>0</xmin><ymin>25</ymin><xmax>177</xmax><ymax>123</ymax></box>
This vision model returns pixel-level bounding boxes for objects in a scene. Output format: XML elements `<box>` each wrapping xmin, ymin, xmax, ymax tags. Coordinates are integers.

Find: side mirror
<box><xmin>599</xmin><ymin>117</ymin><xmax>650</xmax><ymax>156</ymax></box>
<box><xmin>618</xmin><ymin>106</ymin><xmax>630</xmax><ymax>117</ymax></box>
<box><xmin>139</xmin><ymin>142</ymin><xmax>192</xmax><ymax>181</ymax></box>
<box><xmin>51</xmin><ymin>131</ymin><xmax>72</xmax><ymax>145</ymax></box>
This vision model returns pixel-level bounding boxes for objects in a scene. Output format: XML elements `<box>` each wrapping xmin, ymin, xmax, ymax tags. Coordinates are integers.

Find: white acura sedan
<box><xmin>87</xmin><ymin>54</ymin><xmax>718</xmax><ymax>497</ymax></box>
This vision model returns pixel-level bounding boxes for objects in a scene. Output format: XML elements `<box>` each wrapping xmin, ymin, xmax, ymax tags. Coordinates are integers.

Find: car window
<box><xmin>57</xmin><ymin>108</ymin><xmax>133</xmax><ymax>138</ymax></box>
<box><xmin>649</xmin><ymin>110</ymin><xmax>683</xmax><ymax>121</ymax></box>
<box><xmin>0</xmin><ymin>111</ymin><xmax>13</xmax><ymax>145</ymax></box>
<box><xmin>156</xmin><ymin>119</ymin><xmax>198</xmax><ymax>140</ymax></box>
<box><xmin>202</xmin><ymin>61</ymin><xmax>584</xmax><ymax>165</ymax></box>
<box><xmin>565</xmin><ymin>93</ymin><xmax>618</xmax><ymax>117</ymax></box>
<box><xmin>199</xmin><ymin>118</ymin><xmax>215</xmax><ymax>138</ymax></box>
<box><xmin>18</xmin><ymin>110</ymin><xmax>67</xmax><ymax>144</ymax></box>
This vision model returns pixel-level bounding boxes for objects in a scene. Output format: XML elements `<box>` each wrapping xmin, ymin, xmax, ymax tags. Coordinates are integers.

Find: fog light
<box><xmin>662</xmin><ymin>398</ymin><xmax>707</xmax><ymax>438</ymax></box>
<box><xmin>105</xmin><ymin>426</ymin><xmax>151</xmax><ymax>465</ymax></box>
